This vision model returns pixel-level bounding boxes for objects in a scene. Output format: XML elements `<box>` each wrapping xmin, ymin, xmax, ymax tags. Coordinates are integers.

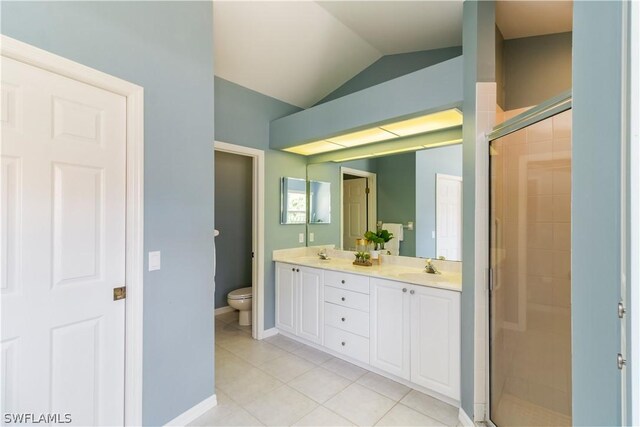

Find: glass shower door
<box><xmin>489</xmin><ymin>109</ymin><xmax>572</xmax><ymax>426</ymax></box>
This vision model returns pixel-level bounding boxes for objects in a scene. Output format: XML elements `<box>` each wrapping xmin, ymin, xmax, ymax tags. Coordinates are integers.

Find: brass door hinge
<box><xmin>365</xmin><ymin>187</ymin><xmax>370</xmax><ymax>194</ymax></box>
<box><xmin>113</xmin><ymin>286</ymin><xmax>126</xmax><ymax>301</ymax></box>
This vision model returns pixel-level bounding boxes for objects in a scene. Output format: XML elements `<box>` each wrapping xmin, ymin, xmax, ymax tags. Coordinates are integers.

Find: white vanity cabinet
<box><xmin>370</xmin><ymin>278</ymin><xmax>460</xmax><ymax>401</ymax></box>
<box><xmin>275</xmin><ymin>263</ymin><xmax>323</xmax><ymax>344</ymax></box>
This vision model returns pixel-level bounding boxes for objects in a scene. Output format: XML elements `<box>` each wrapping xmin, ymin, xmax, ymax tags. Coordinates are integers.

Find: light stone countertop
<box><xmin>273</xmin><ymin>246</ymin><xmax>462</xmax><ymax>293</ymax></box>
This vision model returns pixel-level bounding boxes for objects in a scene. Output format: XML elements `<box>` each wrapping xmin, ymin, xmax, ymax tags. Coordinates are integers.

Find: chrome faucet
<box><xmin>425</xmin><ymin>258</ymin><xmax>440</xmax><ymax>274</ymax></box>
<box><xmin>318</xmin><ymin>249</ymin><xmax>330</xmax><ymax>260</ymax></box>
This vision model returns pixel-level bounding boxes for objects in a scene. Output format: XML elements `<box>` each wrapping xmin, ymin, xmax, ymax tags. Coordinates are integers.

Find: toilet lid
<box><xmin>228</xmin><ymin>287</ymin><xmax>252</xmax><ymax>300</ymax></box>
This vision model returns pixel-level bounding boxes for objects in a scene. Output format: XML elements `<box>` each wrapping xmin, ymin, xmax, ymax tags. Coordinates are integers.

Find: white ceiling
<box><xmin>213</xmin><ymin>1</ymin><xmax>463</xmax><ymax>108</ymax></box>
<box><xmin>496</xmin><ymin>1</ymin><xmax>573</xmax><ymax>40</ymax></box>
<box><xmin>214</xmin><ymin>1</ymin><xmax>572</xmax><ymax>109</ymax></box>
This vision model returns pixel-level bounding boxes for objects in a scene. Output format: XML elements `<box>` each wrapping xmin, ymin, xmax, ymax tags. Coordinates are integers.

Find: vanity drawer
<box><xmin>324</xmin><ymin>286</ymin><xmax>369</xmax><ymax>312</ymax></box>
<box><xmin>324</xmin><ymin>325</ymin><xmax>370</xmax><ymax>364</ymax></box>
<box><xmin>324</xmin><ymin>302</ymin><xmax>370</xmax><ymax>338</ymax></box>
<box><xmin>324</xmin><ymin>270</ymin><xmax>369</xmax><ymax>294</ymax></box>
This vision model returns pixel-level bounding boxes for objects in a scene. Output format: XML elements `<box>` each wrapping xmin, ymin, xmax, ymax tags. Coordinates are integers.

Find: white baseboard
<box><xmin>473</xmin><ymin>403</ymin><xmax>486</xmax><ymax>422</ymax></box>
<box><xmin>458</xmin><ymin>407</ymin><xmax>475</xmax><ymax>427</ymax></box>
<box><xmin>260</xmin><ymin>327</ymin><xmax>278</xmax><ymax>339</ymax></box>
<box><xmin>214</xmin><ymin>306</ymin><xmax>235</xmax><ymax>316</ymax></box>
<box><xmin>164</xmin><ymin>394</ymin><xmax>217</xmax><ymax>426</ymax></box>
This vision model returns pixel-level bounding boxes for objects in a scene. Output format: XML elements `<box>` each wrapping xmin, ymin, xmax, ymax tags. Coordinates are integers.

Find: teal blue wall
<box><xmin>1</xmin><ymin>2</ymin><xmax>215</xmax><ymax>424</ymax></box>
<box><xmin>215</xmin><ymin>152</ymin><xmax>253</xmax><ymax>309</ymax></box>
<box><xmin>503</xmin><ymin>32</ymin><xmax>572</xmax><ymax>110</ymax></box>
<box><xmin>461</xmin><ymin>0</ymin><xmax>495</xmax><ymax>419</ymax></box>
<box><xmin>214</xmin><ymin>77</ymin><xmax>305</xmax><ymax>329</ymax></box>
<box><xmin>316</xmin><ymin>47</ymin><xmax>463</xmax><ymax>105</ymax></box>
<box><xmin>571</xmin><ymin>1</ymin><xmax>624</xmax><ymax>424</ymax></box>
<box><xmin>415</xmin><ymin>145</ymin><xmax>463</xmax><ymax>259</ymax></box>
<box><xmin>376</xmin><ymin>153</ymin><xmax>416</xmax><ymax>257</ymax></box>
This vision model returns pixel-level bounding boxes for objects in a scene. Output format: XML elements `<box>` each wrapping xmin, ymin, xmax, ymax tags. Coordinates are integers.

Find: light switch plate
<box><xmin>149</xmin><ymin>251</ymin><xmax>161</xmax><ymax>271</ymax></box>
<box><xmin>309</xmin><ymin>233</ymin><xmax>315</xmax><ymax>242</ymax></box>
<box><xmin>298</xmin><ymin>233</ymin><xmax>305</xmax><ymax>243</ymax></box>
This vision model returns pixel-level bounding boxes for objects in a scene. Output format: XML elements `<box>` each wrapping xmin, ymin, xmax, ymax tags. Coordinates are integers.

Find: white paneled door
<box><xmin>1</xmin><ymin>56</ymin><xmax>126</xmax><ymax>425</ymax></box>
<box><xmin>435</xmin><ymin>174</ymin><xmax>462</xmax><ymax>261</ymax></box>
<box><xmin>343</xmin><ymin>178</ymin><xmax>367</xmax><ymax>250</ymax></box>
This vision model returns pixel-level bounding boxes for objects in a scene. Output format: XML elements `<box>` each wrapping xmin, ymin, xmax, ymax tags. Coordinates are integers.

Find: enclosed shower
<box><xmin>489</xmin><ymin>96</ymin><xmax>573</xmax><ymax>426</ymax></box>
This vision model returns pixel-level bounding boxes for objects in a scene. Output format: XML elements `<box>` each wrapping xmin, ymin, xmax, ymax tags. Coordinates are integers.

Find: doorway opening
<box><xmin>213</xmin><ymin>141</ymin><xmax>265</xmax><ymax>339</ymax></box>
<box><xmin>340</xmin><ymin>167</ymin><xmax>377</xmax><ymax>251</ymax></box>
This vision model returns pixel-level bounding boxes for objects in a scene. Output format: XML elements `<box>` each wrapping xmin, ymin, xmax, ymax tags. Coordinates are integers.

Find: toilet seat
<box><xmin>228</xmin><ymin>287</ymin><xmax>252</xmax><ymax>300</ymax></box>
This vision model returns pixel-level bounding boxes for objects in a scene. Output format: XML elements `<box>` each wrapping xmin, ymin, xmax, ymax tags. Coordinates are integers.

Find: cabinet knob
<box><xmin>341</xmin><ymin>297</ymin><xmax>346</xmax><ymax>301</ymax></box>
<box><xmin>296</xmin><ymin>268</ymin><xmax>300</xmax><ymax>272</ymax></box>
<box><xmin>341</xmin><ymin>341</ymin><xmax>346</xmax><ymax>346</ymax></box>
<box><xmin>410</xmin><ymin>289</ymin><xmax>415</xmax><ymax>295</ymax></box>
<box><xmin>341</xmin><ymin>280</ymin><xmax>345</xmax><ymax>284</ymax></box>
<box><xmin>341</xmin><ymin>317</ymin><xmax>346</xmax><ymax>322</ymax></box>
<box><xmin>292</xmin><ymin>268</ymin><xmax>295</xmax><ymax>272</ymax></box>
<box><xmin>402</xmin><ymin>288</ymin><xmax>407</xmax><ymax>293</ymax></box>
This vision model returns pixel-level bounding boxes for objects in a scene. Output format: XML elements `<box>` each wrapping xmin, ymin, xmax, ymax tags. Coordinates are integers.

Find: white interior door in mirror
<box><xmin>343</xmin><ymin>178</ymin><xmax>367</xmax><ymax>250</ymax></box>
<box><xmin>436</xmin><ymin>174</ymin><xmax>462</xmax><ymax>261</ymax></box>
<box><xmin>1</xmin><ymin>56</ymin><xmax>126</xmax><ymax>425</ymax></box>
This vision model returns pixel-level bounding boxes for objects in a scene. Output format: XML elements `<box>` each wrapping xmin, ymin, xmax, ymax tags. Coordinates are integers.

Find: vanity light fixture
<box><xmin>283</xmin><ymin>108</ymin><xmax>462</xmax><ymax>156</ymax></box>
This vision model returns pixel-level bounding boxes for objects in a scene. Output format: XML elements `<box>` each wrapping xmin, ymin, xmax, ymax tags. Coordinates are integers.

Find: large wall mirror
<box><xmin>306</xmin><ymin>144</ymin><xmax>463</xmax><ymax>261</ymax></box>
<box><xmin>280</xmin><ymin>177</ymin><xmax>307</xmax><ymax>224</ymax></box>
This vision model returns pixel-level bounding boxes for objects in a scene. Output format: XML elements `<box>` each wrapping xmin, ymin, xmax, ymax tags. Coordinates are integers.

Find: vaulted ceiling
<box><xmin>213</xmin><ymin>1</ymin><xmax>572</xmax><ymax>109</ymax></box>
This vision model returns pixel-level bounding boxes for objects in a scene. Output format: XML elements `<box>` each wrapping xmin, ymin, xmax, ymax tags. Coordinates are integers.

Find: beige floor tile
<box><xmin>264</xmin><ymin>334</ymin><xmax>305</xmax><ymax>353</ymax></box>
<box><xmin>322</xmin><ymin>357</ymin><xmax>367</xmax><ymax>381</ymax></box>
<box><xmin>357</xmin><ymin>372</ymin><xmax>411</xmax><ymax>401</ymax></box>
<box><xmin>293</xmin><ymin>406</ymin><xmax>354</xmax><ymax>426</ymax></box>
<box><xmin>189</xmin><ymin>391</ymin><xmax>263</xmax><ymax>426</ymax></box>
<box><xmin>215</xmin><ymin>354</ymin><xmax>254</xmax><ymax>389</ymax></box>
<box><xmin>244</xmin><ymin>384</ymin><xmax>318</xmax><ymax>426</ymax></box>
<box><xmin>288</xmin><ymin>366</ymin><xmax>352</xmax><ymax>403</ymax></box>
<box><xmin>293</xmin><ymin>344</ymin><xmax>335</xmax><ymax>365</ymax></box>
<box><xmin>375</xmin><ymin>404</ymin><xmax>447</xmax><ymax>426</ymax></box>
<box><xmin>325</xmin><ymin>383</ymin><xmax>396</xmax><ymax>426</ymax></box>
<box><xmin>258</xmin><ymin>352</ymin><xmax>315</xmax><ymax>383</ymax></box>
<box><xmin>217</xmin><ymin>365</ymin><xmax>283</xmax><ymax>406</ymax></box>
<box><xmin>222</xmin><ymin>338</ymin><xmax>287</xmax><ymax>366</ymax></box>
<box><xmin>400</xmin><ymin>390</ymin><xmax>459</xmax><ymax>426</ymax></box>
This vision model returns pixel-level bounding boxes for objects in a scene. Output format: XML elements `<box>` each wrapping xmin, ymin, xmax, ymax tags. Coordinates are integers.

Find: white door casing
<box><xmin>343</xmin><ymin>178</ymin><xmax>367</xmax><ymax>250</ymax></box>
<box><xmin>1</xmin><ymin>55</ymin><xmax>126</xmax><ymax>425</ymax></box>
<box><xmin>436</xmin><ymin>174</ymin><xmax>462</xmax><ymax>260</ymax></box>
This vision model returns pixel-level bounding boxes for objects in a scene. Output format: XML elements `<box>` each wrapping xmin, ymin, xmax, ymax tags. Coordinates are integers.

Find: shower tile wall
<box><xmin>490</xmin><ymin>109</ymin><xmax>572</xmax><ymax>427</ymax></box>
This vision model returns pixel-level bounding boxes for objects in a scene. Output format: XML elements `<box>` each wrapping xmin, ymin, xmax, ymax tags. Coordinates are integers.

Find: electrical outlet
<box><xmin>309</xmin><ymin>233</ymin><xmax>315</xmax><ymax>242</ymax></box>
<box><xmin>298</xmin><ymin>233</ymin><xmax>305</xmax><ymax>243</ymax></box>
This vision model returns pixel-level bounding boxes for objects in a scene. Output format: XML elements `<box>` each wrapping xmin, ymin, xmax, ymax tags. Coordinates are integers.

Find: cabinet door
<box><xmin>410</xmin><ymin>286</ymin><xmax>460</xmax><ymax>400</ymax></box>
<box><xmin>275</xmin><ymin>263</ymin><xmax>296</xmax><ymax>334</ymax></box>
<box><xmin>369</xmin><ymin>278</ymin><xmax>410</xmax><ymax>379</ymax></box>
<box><xmin>297</xmin><ymin>266</ymin><xmax>323</xmax><ymax>344</ymax></box>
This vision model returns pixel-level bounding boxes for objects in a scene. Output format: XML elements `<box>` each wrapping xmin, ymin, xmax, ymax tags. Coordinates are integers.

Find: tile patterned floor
<box><xmin>190</xmin><ymin>312</ymin><xmax>461</xmax><ymax>427</ymax></box>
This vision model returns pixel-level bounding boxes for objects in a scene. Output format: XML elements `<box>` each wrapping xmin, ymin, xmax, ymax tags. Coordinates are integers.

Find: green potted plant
<box><xmin>364</xmin><ymin>229</ymin><xmax>394</xmax><ymax>260</ymax></box>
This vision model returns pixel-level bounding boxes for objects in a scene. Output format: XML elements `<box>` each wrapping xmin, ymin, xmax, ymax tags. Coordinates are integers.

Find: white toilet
<box><xmin>227</xmin><ymin>287</ymin><xmax>253</xmax><ymax>326</ymax></box>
